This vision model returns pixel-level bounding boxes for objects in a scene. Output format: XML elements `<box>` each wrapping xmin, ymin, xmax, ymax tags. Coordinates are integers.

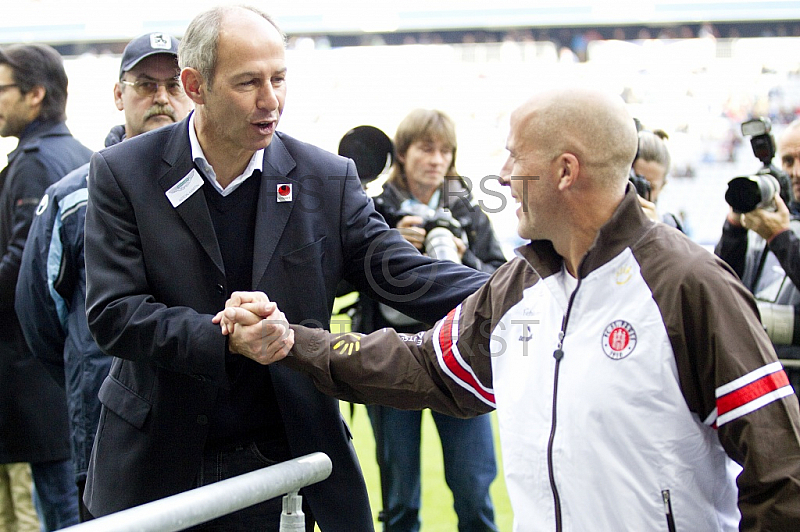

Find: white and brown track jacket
<box><xmin>288</xmin><ymin>187</ymin><xmax>800</xmax><ymax>532</ymax></box>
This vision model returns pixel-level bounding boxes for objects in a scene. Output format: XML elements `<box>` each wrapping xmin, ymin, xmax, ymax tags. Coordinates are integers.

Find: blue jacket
<box><xmin>0</xmin><ymin>118</ymin><xmax>91</xmax><ymax>464</ymax></box>
<box><xmin>15</xmin><ymin>125</ymin><xmax>123</xmax><ymax>479</ymax></box>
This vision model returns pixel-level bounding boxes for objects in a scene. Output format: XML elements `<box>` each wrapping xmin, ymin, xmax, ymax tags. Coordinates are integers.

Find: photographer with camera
<box><xmin>363</xmin><ymin>109</ymin><xmax>505</xmax><ymax>532</ymax></box>
<box><xmin>632</xmin><ymin>129</ymin><xmax>686</xmax><ymax>232</ymax></box>
<box><xmin>715</xmin><ymin>118</ymin><xmax>800</xmax><ymax>393</ymax></box>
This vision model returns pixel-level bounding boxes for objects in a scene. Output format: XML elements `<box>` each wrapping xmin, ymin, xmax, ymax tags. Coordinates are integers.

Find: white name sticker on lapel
<box><xmin>277</xmin><ymin>183</ymin><xmax>292</xmax><ymax>202</ymax></box>
<box><xmin>166</xmin><ymin>169</ymin><xmax>204</xmax><ymax>208</ymax></box>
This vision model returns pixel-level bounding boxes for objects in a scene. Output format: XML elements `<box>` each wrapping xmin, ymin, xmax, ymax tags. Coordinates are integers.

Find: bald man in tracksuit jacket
<box><xmin>272</xmin><ymin>88</ymin><xmax>800</xmax><ymax>531</ymax></box>
<box><xmin>286</xmin><ymin>186</ymin><xmax>800</xmax><ymax>531</ymax></box>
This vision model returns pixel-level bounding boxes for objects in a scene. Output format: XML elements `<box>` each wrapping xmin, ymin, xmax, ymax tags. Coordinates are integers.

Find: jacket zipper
<box><xmin>662</xmin><ymin>489</ymin><xmax>677</xmax><ymax>532</ymax></box>
<box><xmin>548</xmin><ymin>281</ymin><xmax>580</xmax><ymax>532</ymax></box>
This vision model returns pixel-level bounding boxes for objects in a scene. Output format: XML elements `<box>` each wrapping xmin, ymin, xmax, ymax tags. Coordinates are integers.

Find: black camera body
<box><xmin>420</xmin><ymin>209</ymin><xmax>463</xmax><ymax>263</ymax></box>
<box><xmin>629</xmin><ymin>168</ymin><xmax>652</xmax><ymax>201</ymax></box>
<box><xmin>419</xmin><ymin>208</ymin><xmax>463</xmax><ymax>238</ymax></box>
<box><xmin>725</xmin><ymin>117</ymin><xmax>792</xmax><ymax>214</ymax></box>
<box><xmin>385</xmin><ymin>202</ymin><xmax>463</xmax><ymax>238</ymax></box>
<box><xmin>386</xmin><ymin>202</ymin><xmax>464</xmax><ymax>263</ymax></box>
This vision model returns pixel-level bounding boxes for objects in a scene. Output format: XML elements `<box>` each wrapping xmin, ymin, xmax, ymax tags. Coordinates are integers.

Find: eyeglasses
<box><xmin>0</xmin><ymin>83</ymin><xmax>18</xmax><ymax>94</ymax></box>
<box><xmin>120</xmin><ymin>78</ymin><xmax>183</xmax><ymax>97</ymax></box>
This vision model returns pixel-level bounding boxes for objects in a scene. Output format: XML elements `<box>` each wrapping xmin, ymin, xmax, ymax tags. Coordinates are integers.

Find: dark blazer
<box><xmin>83</xmin><ymin>115</ymin><xmax>488</xmax><ymax>529</ymax></box>
<box><xmin>0</xmin><ymin>119</ymin><xmax>91</xmax><ymax>464</ymax></box>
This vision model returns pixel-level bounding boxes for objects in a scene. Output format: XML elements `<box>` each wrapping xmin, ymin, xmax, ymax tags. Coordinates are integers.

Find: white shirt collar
<box><xmin>188</xmin><ymin>112</ymin><xmax>264</xmax><ymax>197</ymax></box>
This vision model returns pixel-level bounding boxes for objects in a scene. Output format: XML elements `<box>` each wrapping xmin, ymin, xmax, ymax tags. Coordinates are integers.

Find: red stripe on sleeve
<box><xmin>717</xmin><ymin>369</ymin><xmax>790</xmax><ymax>416</ymax></box>
<box><xmin>438</xmin><ymin>309</ymin><xmax>455</xmax><ymax>356</ymax></box>
<box><xmin>438</xmin><ymin>309</ymin><xmax>495</xmax><ymax>403</ymax></box>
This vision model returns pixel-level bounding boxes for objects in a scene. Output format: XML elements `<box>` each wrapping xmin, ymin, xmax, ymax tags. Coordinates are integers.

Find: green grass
<box><xmin>340</xmin><ymin>403</ymin><xmax>513</xmax><ymax>531</ymax></box>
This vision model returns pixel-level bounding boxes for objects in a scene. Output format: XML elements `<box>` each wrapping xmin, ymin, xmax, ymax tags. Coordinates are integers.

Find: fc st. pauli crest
<box><xmin>601</xmin><ymin>320</ymin><xmax>637</xmax><ymax>360</ymax></box>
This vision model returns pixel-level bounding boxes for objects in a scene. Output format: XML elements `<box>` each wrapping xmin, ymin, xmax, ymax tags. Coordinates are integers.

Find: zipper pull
<box><xmin>553</xmin><ymin>330</ymin><xmax>565</xmax><ymax>360</ymax></box>
<box><xmin>662</xmin><ymin>490</ymin><xmax>677</xmax><ymax>532</ymax></box>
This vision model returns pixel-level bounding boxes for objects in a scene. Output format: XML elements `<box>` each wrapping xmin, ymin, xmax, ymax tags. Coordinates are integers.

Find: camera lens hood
<box><xmin>725</xmin><ymin>174</ymin><xmax>779</xmax><ymax>213</ymax></box>
<box><xmin>338</xmin><ymin>125</ymin><xmax>394</xmax><ymax>185</ymax></box>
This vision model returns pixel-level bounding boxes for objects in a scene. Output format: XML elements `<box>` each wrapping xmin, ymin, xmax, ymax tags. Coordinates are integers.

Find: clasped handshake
<box><xmin>212</xmin><ymin>291</ymin><xmax>294</xmax><ymax>365</ymax></box>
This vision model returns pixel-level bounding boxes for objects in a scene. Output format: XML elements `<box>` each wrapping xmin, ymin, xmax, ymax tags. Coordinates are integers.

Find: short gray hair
<box><xmin>178</xmin><ymin>5</ymin><xmax>285</xmax><ymax>88</ymax></box>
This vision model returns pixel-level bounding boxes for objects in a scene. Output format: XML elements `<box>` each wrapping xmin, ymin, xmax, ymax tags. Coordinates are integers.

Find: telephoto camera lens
<box><xmin>756</xmin><ymin>301</ymin><xmax>798</xmax><ymax>346</ymax></box>
<box><xmin>724</xmin><ymin>174</ymin><xmax>779</xmax><ymax>214</ymax></box>
<box><xmin>424</xmin><ymin>227</ymin><xmax>461</xmax><ymax>263</ymax></box>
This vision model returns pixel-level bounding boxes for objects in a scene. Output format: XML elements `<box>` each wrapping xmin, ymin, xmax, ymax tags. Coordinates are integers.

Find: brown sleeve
<box><xmin>283</xmin><ymin>259</ymin><xmax>531</xmax><ymax>417</ymax></box>
<box><xmin>702</xmin><ymin>266</ymin><xmax>800</xmax><ymax>531</ymax></box>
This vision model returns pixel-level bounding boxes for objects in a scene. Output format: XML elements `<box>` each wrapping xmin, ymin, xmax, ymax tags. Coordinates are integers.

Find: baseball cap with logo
<box><xmin>119</xmin><ymin>32</ymin><xmax>179</xmax><ymax>78</ymax></box>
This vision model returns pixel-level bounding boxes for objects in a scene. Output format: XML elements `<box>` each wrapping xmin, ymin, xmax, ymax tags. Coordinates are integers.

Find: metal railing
<box><xmin>60</xmin><ymin>452</ymin><xmax>331</xmax><ymax>532</ymax></box>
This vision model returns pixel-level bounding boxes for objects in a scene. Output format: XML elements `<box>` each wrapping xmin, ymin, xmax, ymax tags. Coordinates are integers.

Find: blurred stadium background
<box><xmin>3</xmin><ymin>1</ymin><xmax>800</xmax><ymax>253</ymax></box>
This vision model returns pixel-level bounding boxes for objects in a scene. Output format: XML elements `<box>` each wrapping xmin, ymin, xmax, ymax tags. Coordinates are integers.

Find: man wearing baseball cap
<box><xmin>115</xmin><ymin>32</ymin><xmax>189</xmax><ymax>140</ymax></box>
<box><xmin>15</xmin><ymin>32</ymin><xmax>192</xmax><ymax>522</ymax></box>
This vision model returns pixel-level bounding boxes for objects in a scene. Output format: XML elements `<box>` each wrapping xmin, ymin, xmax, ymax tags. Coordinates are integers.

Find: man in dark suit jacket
<box><xmin>83</xmin><ymin>6</ymin><xmax>488</xmax><ymax>531</ymax></box>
